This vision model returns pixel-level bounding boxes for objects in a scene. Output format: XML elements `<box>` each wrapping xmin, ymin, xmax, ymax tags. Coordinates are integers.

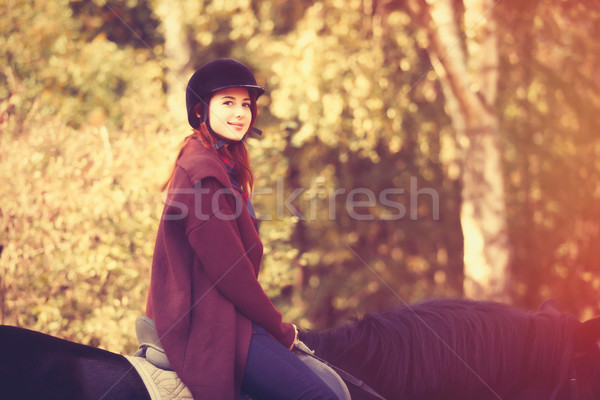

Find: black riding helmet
<box><xmin>186</xmin><ymin>58</ymin><xmax>265</xmax><ymax>131</ymax></box>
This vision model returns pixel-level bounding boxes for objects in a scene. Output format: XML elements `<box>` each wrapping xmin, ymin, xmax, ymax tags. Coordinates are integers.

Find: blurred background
<box><xmin>1</xmin><ymin>0</ymin><xmax>599</xmax><ymax>354</ymax></box>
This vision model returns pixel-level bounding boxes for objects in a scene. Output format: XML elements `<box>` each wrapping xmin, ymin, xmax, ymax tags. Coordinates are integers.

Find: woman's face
<box><xmin>208</xmin><ymin>87</ymin><xmax>252</xmax><ymax>142</ymax></box>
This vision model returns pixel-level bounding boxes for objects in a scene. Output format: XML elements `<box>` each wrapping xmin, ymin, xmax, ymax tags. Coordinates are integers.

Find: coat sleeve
<box><xmin>169</xmin><ymin>169</ymin><xmax>295</xmax><ymax>348</ymax></box>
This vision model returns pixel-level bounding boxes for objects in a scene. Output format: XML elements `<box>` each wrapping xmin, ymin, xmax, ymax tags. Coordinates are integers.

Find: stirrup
<box><xmin>134</xmin><ymin>316</ymin><xmax>173</xmax><ymax>371</ymax></box>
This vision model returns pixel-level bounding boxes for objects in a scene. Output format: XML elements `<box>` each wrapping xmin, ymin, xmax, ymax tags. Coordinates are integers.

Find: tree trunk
<box><xmin>154</xmin><ymin>0</ymin><xmax>192</xmax><ymax>125</ymax></box>
<box><xmin>414</xmin><ymin>0</ymin><xmax>511</xmax><ymax>300</ymax></box>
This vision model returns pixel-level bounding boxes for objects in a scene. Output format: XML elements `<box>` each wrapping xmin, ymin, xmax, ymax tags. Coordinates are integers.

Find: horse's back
<box><xmin>0</xmin><ymin>325</ymin><xmax>150</xmax><ymax>400</ymax></box>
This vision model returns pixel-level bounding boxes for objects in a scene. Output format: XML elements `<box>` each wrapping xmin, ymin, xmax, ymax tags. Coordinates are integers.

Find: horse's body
<box><xmin>0</xmin><ymin>298</ymin><xmax>598</xmax><ymax>400</ymax></box>
<box><xmin>0</xmin><ymin>324</ymin><xmax>149</xmax><ymax>400</ymax></box>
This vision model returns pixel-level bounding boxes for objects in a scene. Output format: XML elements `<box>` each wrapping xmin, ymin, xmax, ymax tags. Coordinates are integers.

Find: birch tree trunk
<box><xmin>414</xmin><ymin>0</ymin><xmax>511</xmax><ymax>300</ymax></box>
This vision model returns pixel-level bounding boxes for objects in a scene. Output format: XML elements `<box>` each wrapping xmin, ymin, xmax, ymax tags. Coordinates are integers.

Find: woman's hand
<box><xmin>289</xmin><ymin>324</ymin><xmax>299</xmax><ymax>350</ymax></box>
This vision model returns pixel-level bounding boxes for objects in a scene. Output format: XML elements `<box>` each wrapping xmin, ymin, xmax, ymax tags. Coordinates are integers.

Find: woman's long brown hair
<box><xmin>161</xmin><ymin>122</ymin><xmax>254</xmax><ymax>194</ymax></box>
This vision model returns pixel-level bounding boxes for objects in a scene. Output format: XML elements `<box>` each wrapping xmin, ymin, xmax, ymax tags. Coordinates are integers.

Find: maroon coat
<box><xmin>147</xmin><ymin>139</ymin><xmax>295</xmax><ymax>399</ymax></box>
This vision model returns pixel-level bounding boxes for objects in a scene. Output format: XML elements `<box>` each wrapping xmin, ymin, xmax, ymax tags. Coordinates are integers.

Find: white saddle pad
<box><xmin>125</xmin><ymin>355</ymin><xmax>193</xmax><ymax>400</ymax></box>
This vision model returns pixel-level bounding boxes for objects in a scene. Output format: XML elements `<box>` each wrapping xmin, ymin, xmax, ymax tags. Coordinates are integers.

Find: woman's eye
<box><xmin>243</xmin><ymin>103</ymin><xmax>251</xmax><ymax>108</ymax></box>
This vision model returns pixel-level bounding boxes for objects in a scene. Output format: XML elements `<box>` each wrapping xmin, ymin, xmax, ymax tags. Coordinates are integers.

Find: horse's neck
<box><xmin>302</xmin><ymin>324</ymin><xmax>372</xmax><ymax>377</ymax></box>
<box><xmin>302</xmin><ymin>326</ymin><xmax>348</xmax><ymax>357</ymax></box>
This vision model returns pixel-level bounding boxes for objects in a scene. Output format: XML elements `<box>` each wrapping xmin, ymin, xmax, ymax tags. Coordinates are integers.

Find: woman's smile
<box><xmin>229</xmin><ymin>122</ymin><xmax>245</xmax><ymax>129</ymax></box>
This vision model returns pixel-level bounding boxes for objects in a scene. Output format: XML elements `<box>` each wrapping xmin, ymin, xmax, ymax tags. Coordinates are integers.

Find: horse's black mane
<box><xmin>300</xmin><ymin>298</ymin><xmax>580</xmax><ymax>399</ymax></box>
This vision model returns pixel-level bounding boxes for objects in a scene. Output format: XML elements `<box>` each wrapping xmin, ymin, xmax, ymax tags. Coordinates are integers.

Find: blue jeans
<box><xmin>240</xmin><ymin>324</ymin><xmax>338</xmax><ymax>400</ymax></box>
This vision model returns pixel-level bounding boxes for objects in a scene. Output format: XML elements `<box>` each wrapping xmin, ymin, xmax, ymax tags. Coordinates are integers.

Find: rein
<box><xmin>294</xmin><ymin>341</ymin><xmax>387</xmax><ymax>400</ymax></box>
<box><xmin>568</xmin><ymin>366</ymin><xmax>581</xmax><ymax>400</ymax></box>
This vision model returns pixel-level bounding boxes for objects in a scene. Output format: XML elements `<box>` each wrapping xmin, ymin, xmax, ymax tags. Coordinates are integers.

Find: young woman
<box><xmin>146</xmin><ymin>58</ymin><xmax>337</xmax><ymax>400</ymax></box>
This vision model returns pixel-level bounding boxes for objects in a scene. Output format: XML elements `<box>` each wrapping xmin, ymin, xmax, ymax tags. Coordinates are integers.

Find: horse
<box><xmin>299</xmin><ymin>298</ymin><xmax>600</xmax><ymax>400</ymax></box>
<box><xmin>0</xmin><ymin>298</ymin><xmax>598</xmax><ymax>400</ymax></box>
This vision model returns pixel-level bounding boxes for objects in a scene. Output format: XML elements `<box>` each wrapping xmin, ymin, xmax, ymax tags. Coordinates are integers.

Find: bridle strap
<box><xmin>294</xmin><ymin>342</ymin><xmax>387</xmax><ymax>400</ymax></box>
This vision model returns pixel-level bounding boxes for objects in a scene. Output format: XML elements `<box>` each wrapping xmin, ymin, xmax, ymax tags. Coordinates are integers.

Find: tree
<box><xmin>152</xmin><ymin>0</ymin><xmax>193</xmax><ymax>125</ymax></box>
<box><xmin>408</xmin><ymin>0</ymin><xmax>510</xmax><ymax>300</ymax></box>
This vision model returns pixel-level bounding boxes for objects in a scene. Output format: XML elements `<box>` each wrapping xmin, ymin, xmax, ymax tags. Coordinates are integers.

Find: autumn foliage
<box><xmin>2</xmin><ymin>0</ymin><xmax>599</xmax><ymax>354</ymax></box>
